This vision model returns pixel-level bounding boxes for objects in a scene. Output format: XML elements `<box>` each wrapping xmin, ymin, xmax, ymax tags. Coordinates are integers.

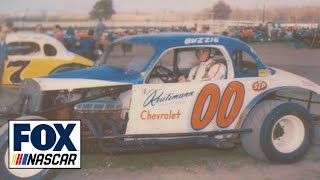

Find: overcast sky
<box><xmin>0</xmin><ymin>0</ymin><xmax>319</xmax><ymax>14</ymax></box>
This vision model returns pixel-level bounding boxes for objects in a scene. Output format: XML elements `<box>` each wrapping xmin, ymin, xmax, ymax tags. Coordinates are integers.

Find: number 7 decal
<box><xmin>191</xmin><ymin>81</ymin><xmax>245</xmax><ymax>130</ymax></box>
<box><xmin>6</xmin><ymin>60</ymin><xmax>31</xmax><ymax>83</ymax></box>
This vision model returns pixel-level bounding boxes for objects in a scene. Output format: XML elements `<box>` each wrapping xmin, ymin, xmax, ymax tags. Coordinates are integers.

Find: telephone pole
<box><xmin>262</xmin><ymin>0</ymin><xmax>266</xmax><ymax>23</ymax></box>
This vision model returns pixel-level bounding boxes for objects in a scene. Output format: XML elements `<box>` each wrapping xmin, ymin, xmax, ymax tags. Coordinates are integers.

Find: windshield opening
<box><xmin>100</xmin><ymin>42</ymin><xmax>155</xmax><ymax>74</ymax></box>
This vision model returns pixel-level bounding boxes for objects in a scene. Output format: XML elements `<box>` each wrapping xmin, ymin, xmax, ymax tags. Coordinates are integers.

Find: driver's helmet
<box><xmin>195</xmin><ymin>47</ymin><xmax>212</xmax><ymax>61</ymax></box>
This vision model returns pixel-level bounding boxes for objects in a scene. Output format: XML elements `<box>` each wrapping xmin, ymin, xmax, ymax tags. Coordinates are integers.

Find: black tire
<box><xmin>240</xmin><ymin>100</ymin><xmax>313</xmax><ymax>163</ymax></box>
<box><xmin>0</xmin><ymin>117</ymin><xmax>56</xmax><ymax>180</ymax></box>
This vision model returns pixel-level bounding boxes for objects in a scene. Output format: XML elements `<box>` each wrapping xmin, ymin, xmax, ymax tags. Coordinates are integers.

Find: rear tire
<box><xmin>240</xmin><ymin>100</ymin><xmax>313</xmax><ymax>163</ymax></box>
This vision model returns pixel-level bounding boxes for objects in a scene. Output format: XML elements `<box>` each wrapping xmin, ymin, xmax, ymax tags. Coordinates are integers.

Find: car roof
<box><xmin>114</xmin><ymin>33</ymin><xmax>251</xmax><ymax>50</ymax></box>
<box><xmin>114</xmin><ymin>33</ymin><xmax>267</xmax><ymax>75</ymax></box>
<box><xmin>7</xmin><ymin>32</ymin><xmax>57</xmax><ymax>43</ymax></box>
<box><xmin>6</xmin><ymin>32</ymin><xmax>73</xmax><ymax>58</ymax></box>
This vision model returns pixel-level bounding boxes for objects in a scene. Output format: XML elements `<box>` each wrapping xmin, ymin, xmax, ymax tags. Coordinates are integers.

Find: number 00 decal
<box><xmin>217</xmin><ymin>81</ymin><xmax>245</xmax><ymax>128</ymax></box>
<box><xmin>191</xmin><ymin>81</ymin><xmax>245</xmax><ymax>130</ymax></box>
<box><xmin>191</xmin><ymin>84</ymin><xmax>220</xmax><ymax>130</ymax></box>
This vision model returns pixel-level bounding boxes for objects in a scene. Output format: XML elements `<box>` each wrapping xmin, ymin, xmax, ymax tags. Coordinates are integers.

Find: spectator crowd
<box><xmin>1</xmin><ymin>20</ymin><xmax>320</xmax><ymax>64</ymax></box>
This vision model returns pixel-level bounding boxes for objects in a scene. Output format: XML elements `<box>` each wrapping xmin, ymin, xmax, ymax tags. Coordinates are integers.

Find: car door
<box><xmin>126</xmin><ymin>46</ymin><xmax>253</xmax><ymax>135</ymax></box>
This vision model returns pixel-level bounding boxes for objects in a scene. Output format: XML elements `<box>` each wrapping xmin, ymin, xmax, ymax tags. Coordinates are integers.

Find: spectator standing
<box><xmin>190</xmin><ymin>27</ymin><xmax>197</xmax><ymax>33</ymax></box>
<box><xmin>95</xmin><ymin>18</ymin><xmax>106</xmax><ymax>43</ymax></box>
<box><xmin>53</xmin><ymin>25</ymin><xmax>64</xmax><ymax>43</ymax></box>
<box><xmin>292</xmin><ymin>29</ymin><xmax>301</xmax><ymax>50</ymax></box>
<box><xmin>0</xmin><ymin>25</ymin><xmax>9</xmax><ymax>85</ymax></box>
<box><xmin>66</xmin><ymin>26</ymin><xmax>75</xmax><ymax>36</ymax></box>
<box><xmin>35</xmin><ymin>24</ymin><xmax>44</xmax><ymax>33</ymax></box>
<box><xmin>107</xmin><ymin>32</ymin><xmax>117</xmax><ymax>43</ymax></box>
<box><xmin>64</xmin><ymin>26</ymin><xmax>77</xmax><ymax>50</ymax></box>
<box><xmin>222</xmin><ymin>30</ymin><xmax>229</xmax><ymax>36</ymax></box>
<box><xmin>79</xmin><ymin>29</ymin><xmax>96</xmax><ymax>60</ymax></box>
<box><xmin>201</xmin><ymin>24</ymin><xmax>211</xmax><ymax>34</ymax></box>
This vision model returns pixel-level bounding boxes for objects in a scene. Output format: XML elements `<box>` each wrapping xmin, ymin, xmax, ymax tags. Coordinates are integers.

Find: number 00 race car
<box><xmin>0</xmin><ymin>33</ymin><xmax>320</xmax><ymax>179</ymax></box>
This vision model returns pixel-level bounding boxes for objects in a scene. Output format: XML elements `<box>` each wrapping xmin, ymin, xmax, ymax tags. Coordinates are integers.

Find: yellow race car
<box><xmin>2</xmin><ymin>32</ymin><xmax>93</xmax><ymax>86</ymax></box>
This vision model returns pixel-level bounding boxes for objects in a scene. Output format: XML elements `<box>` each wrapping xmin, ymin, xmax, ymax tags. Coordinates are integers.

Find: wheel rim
<box><xmin>4</xmin><ymin>148</ymin><xmax>44</xmax><ymax>178</ymax></box>
<box><xmin>271</xmin><ymin>115</ymin><xmax>305</xmax><ymax>153</ymax></box>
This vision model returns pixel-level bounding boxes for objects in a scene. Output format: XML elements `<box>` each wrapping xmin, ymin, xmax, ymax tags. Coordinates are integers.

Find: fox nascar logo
<box><xmin>9</xmin><ymin>120</ymin><xmax>81</xmax><ymax>169</ymax></box>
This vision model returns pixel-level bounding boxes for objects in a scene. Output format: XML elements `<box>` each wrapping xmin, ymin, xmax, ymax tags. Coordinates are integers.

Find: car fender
<box><xmin>236</xmin><ymin>85</ymin><xmax>320</xmax><ymax>129</ymax></box>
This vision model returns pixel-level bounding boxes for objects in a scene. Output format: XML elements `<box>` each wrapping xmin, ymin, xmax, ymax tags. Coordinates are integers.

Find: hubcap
<box><xmin>271</xmin><ymin>115</ymin><xmax>305</xmax><ymax>153</ymax></box>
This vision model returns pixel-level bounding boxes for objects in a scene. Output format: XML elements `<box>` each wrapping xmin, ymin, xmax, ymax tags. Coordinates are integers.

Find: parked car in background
<box><xmin>2</xmin><ymin>32</ymin><xmax>93</xmax><ymax>86</ymax></box>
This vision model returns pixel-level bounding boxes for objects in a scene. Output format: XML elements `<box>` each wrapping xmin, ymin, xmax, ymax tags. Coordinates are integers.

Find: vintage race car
<box><xmin>2</xmin><ymin>32</ymin><xmax>93</xmax><ymax>86</ymax></box>
<box><xmin>0</xmin><ymin>33</ymin><xmax>320</xmax><ymax>179</ymax></box>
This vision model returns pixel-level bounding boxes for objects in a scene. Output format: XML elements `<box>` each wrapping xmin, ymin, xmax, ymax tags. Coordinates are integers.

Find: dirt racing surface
<box><xmin>57</xmin><ymin>146</ymin><xmax>320</xmax><ymax>180</ymax></box>
<box><xmin>54</xmin><ymin>42</ymin><xmax>320</xmax><ymax>180</ymax></box>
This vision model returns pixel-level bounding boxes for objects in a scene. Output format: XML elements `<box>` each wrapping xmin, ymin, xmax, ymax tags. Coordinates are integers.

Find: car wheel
<box><xmin>0</xmin><ymin>117</ymin><xmax>55</xmax><ymax>180</ymax></box>
<box><xmin>240</xmin><ymin>100</ymin><xmax>313</xmax><ymax>163</ymax></box>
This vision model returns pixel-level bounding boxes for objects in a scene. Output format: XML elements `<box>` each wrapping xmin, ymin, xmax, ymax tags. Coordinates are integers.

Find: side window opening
<box><xmin>176</xmin><ymin>48</ymin><xmax>227</xmax><ymax>75</ymax></box>
<box><xmin>232</xmin><ymin>49</ymin><xmax>258</xmax><ymax>77</ymax></box>
<box><xmin>147</xmin><ymin>47</ymin><xmax>228</xmax><ymax>84</ymax></box>
<box><xmin>157</xmin><ymin>49</ymin><xmax>174</xmax><ymax>71</ymax></box>
<box><xmin>7</xmin><ymin>42</ymin><xmax>41</xmax><ymax>56</ymax></box>
<box><xmin>44</xmin><ymin>44</ymin><xmax>57</xmax><ymax>56</ymax></box>
<box><xmin>105</xmin><ymin>43</ymin><xmax>154</xmax><ymax>73</ymax></box>
<box><xmin>146</xmin><ymin>49</ymin><xmax>175</xmax><ymax>84</ymax></box>
<box><xmin>176</xmin><ymin>50</ymin><xmax>198</xmax><ymax>75</ymax></box>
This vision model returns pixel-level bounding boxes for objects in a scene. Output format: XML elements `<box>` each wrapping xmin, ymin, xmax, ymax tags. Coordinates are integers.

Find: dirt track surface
<box><xmin>57</xmin><ymin>146</ymin><xmax>320</xmax><ymax>180</ymax></box>
<box><xmin>253</xmin><ymin>43</ymin><xmax>320</xmax><ymax>85</ymax></box>
<box><xmin>54</xmin><ymin>43</ymin><xmax>320</xmax><ymax>180</ymax></box>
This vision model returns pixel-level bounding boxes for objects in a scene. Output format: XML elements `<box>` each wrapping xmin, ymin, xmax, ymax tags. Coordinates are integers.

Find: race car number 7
<box><xmin>7</xmin><ymin>60</ymin><xmax>31</xmax><ymax>83</ymax></box>
<box><xmin>191</xmin><ymin>81</ymin><xmax>245</xmax><ymax>130</ymax></box>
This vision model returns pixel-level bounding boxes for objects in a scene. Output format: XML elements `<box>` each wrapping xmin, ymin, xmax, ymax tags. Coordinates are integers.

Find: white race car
<box><xmin>0</xmin><ymin>33</ymin><xmax>319</xmax><ymax>179</ymax></box>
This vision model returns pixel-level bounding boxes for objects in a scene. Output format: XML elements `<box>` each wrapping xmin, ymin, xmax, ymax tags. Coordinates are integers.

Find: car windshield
<box><xmin>101</xmin><ymin>42</ymin><xmax>155</xmax><ymax>74</ymax></box>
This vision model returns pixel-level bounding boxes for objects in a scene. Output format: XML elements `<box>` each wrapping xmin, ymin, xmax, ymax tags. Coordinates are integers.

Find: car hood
<box><xmin>31</xmin><ymin>77</ymin><xmax>132</xmax><ymax>91</ymax></box>
<box><xmin>45</xmin><ymin>65</ymin><xmax>141</xmax><ymax>84</ymax></box>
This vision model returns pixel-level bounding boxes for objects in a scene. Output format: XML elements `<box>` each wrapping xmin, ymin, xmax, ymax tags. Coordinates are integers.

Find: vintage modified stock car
<box><xmin>0</xmin><ymin>33</ymin><xmax>320</xmax><ymax>179</ymax></box>
<box><xmin>2</xmin><ymin>32</ymin><xmax>93</xmax><ymax>86</ymax></box>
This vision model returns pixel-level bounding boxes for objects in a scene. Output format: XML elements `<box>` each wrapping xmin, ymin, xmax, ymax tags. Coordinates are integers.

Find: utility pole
<box><xmin>262</xmin><ymin>0</ymin><xmax>266</xmax><ymax>23</ymax></box>
<box><xmin>22</xmin><ymin>8</ymin><xmax>29</xmax><ymax>29</ymax></box>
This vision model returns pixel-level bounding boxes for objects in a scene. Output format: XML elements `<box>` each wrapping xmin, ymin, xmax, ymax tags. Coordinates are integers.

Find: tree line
<box><xmin>90</xmin><ymin>0</ymin><xmax>320</xmax><ymax>23</ymax></box>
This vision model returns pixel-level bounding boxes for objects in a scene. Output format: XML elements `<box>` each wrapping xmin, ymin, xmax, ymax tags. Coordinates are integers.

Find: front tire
<box><xmin>240</xmin><ymin>100</ymin><xmax>313</xmax><ymax>163</ymax></box>
<box><xmin>0</xmin><ymin>117</ymin><xmax>55</xmax><ymax>180</ymax></box>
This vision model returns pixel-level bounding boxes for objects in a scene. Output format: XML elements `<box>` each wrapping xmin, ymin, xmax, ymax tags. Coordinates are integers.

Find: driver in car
<box><xmin>178</xmin><ymin>47</ymin><xmax>226</xmax><ymax>82</ymax></box>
